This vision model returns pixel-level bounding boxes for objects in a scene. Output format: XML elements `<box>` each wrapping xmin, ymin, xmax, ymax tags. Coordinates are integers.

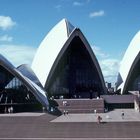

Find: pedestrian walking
<box><xmin>63</xmin><ymin>110</ymin><xmax>66</xmax><ymax>116</ymax></box>
<box><xmin>66</xmin><ymin>110</ymin><xmax>68</xmax><ymax>115</ymax></box>
<box><xmin>121</xmin><ymin>110</ymin><xmax>124</xmax><ymax>119</ymax></box>
<box><xmin>97</xmin><ymin>115</ymin><xmax>102</xmax><ymax>124</ymax></box>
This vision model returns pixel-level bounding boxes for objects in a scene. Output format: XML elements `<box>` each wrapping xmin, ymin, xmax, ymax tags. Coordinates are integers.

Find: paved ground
<box><xmin>0</xmin><ymin>109</ymin><xmax>140</xmax><ymax>140</ymax></box>
<box><xmin>52</xmin><ymin>109</ymin><xmax>140</xmax><ymax>122</ymax></box>
<box><xmin>0</xmin><ymin>112</ymin><xmax>44</xmax><ymax>117</ymax></box>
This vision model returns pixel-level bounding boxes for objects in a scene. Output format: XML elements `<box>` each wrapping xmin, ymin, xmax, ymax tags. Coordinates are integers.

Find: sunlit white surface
<box><xmin>0</xmin><ymin>54</ymin><xmax>49</xmax><ymax>107</ymax></box>
<box><xmin>31</xmin><ymin>19</ymin><xmax>106</xmax><ymax>94</ymax></box>
<box><xmin>118</xmin><ymin>31</ymin><xmax>140</xmax><ymax>93</ymax></box>
<box><xmin>32</xmin><ymin>19</ymin><xmax>75</xmax><ymax>86</ymax></box>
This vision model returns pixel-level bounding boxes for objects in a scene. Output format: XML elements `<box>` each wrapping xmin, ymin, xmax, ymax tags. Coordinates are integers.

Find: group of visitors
<box><xmin>5</xmin><ymin>106</ymin><xmax>13</xmax><ymax>113</ymax></box>
<box><xmin>96</xmin><ymin>110</ymin><xmax>125</xmax><ymax>124</ymax></box>
<box><xmin>63</xmin><ymin>110</ymin><xmax>69</xmax><ymax>115</ymax></box>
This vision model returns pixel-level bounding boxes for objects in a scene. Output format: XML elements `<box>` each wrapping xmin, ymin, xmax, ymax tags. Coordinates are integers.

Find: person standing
<box><xmin>63</xmin><ymin>110</ymin><xmax>66</xmax><ymax>116</ymax></box>
<box><xmin>97</xmin><ymin>115</ymin><xmax>102</xmax><ymax>124</ymax></box>
<box><xmin>121</xmin><ymin>110</ymin><xmax>124</xmax><ymax>119</ymax></box>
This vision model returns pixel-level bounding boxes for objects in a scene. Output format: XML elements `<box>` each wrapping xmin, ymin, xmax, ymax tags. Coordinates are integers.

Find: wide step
<box><xmin>55</xmin><ymin>98</ymin><xmax>104</xmax><ymax>113</ymax></box>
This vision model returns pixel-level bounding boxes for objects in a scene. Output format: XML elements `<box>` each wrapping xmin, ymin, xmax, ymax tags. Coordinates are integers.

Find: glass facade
<box><xmin>133</xmin><ymin>75</ymin><xmax>140</xmax><ymax>90</ymax></box>
<box><xmin>0</xmin><ymin>65</ymin><xmax>41</xmax><ymax>113</ymax></box>
<box><xmin>47</xmin><ymin>37</ymin><xmax>102</xmax><ymax>99</ymax></box>
<box><xmin>125</xmin><ymin>57</ymin><xmax>140</xmax><ymax>92</ymax></box>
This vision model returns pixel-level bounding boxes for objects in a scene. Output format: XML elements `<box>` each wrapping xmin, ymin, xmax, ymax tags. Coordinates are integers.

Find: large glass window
<box><xmin>47</xmin><ymin>37</ymin><xmax>102</xmax><ymax>99</ymax></box>
<box><xmin>0</xmin><ymin>66</ymin><xmax>41</xmax><ymax>113</ymax></box>
<box><xmin>126</xmin><ymin>56</ymin><xmax>140</xmax><ymax>92</ymax></box>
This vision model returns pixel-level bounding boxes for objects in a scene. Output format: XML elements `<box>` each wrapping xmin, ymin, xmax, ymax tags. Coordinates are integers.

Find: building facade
<box><xmin>32</xmin><ymin>19</ymin><xmax>107</xmax><ymax>99</ymax></box>
<box><xmin>0</xmin><ymin>54</ymin><xmax>49</xmax><ymax>113</ymax></box>
<box><xmin>117</xmin><ymin>31</ymin><xmax>140</xmax><ymax>94</ymax></box>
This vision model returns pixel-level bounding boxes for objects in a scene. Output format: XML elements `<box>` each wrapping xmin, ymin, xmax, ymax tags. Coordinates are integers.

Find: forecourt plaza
<box><xmin>0</xmin><ymin>19</ymin><xmax>140</xmax><ymax>139</ymax></box>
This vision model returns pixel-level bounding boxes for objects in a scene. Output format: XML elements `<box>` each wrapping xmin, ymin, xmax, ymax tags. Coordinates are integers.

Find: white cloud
<box><xmin>100</xmin><ymin>59</ymin><xmax>120</xmax><ymax>76</ymax></box>
<box><xmin>73</xmin><ymin>1</ymin><xmax>83</xmax><ymax>6</ymax></box>
<box><xmin>99</xmin><ymin>59</ymin><xmax>120</xmax><ymax>84</ymax></box>
<box><xmin>91</xmin><ymin>45</ymin><xmax>120</xmax><ymax>84</ymax></box>
<box><xmin>92</xmin><ymin>45</ymin><xmax>109</xmax><ymax>58</ymax></box>
<box><xmin>0</xmin><ymin>44</ymin><xmax>37</xmax><ymax>66</ymax></box>
<box><xmin>0</xmin><ymin>16</ymin><xmax>16</xmax><ymax>30</ymax></box>
<box><xmin>55</xmin><ymin>5</ymin><xmax>62</xmax><ymax>11</ymax></box>
<box><xmin>0</xmin><ymin>35</ymin><xmax>13</xmax><ymax>42</ymax></box>
<box><xmin>89</xmin><ymin>10</ymin><xmax>105</xmax><ymax>18</ymax></box>
<box><xmin>0</xmin><ymin>43</ymin><xmax>120</xmax><ymax>85</ymax></box>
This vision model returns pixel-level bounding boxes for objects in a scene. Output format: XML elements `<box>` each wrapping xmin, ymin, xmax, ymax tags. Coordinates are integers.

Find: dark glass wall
<box><xmin>47</xmin><ymin>37</ymin><xmax>103</xmax><ymax>99</ymax></box>
<box><xmin>125</xmin><ymin>57</ymin><xmax>140</xmax><ymax>92</ymax></box>
<box><xmin>0</xmin><ymin>66</ymin><xmax>41</xmax><ymax>113</ymax></box>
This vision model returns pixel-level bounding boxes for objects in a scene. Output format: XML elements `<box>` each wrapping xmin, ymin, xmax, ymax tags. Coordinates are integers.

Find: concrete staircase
<box><xmin>55</xmin><ymin>98</ymin><xmax>104</xmax><ymax>113</ymax></box>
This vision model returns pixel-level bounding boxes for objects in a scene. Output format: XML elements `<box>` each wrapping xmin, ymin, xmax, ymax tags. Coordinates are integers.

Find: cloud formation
<box><xmin>73</xmin><ymin>1</ymin><xmax>83</xmax><ymax>6</ymax></box>
<box><xmin>91</xmin><ymin>45</ymin><xmax>120</xmax><ymax>84</ymax></box>
<box><xmin>0</xmin><ymin>16</ymin><xmax>16</xmax><ymax>30</ymax></box>
<box><xmin>99</xmin><ymin>58</ymin><xmax>120</xmax><ymax>84</ymax></box>
<box><xmin>0</xmin><ymin>44</ymin><xmax>37</xmax><ymax>66</ymax></box>
<box><xmin>100</xmin><ymin>59</ymin><xmax>120</xmax><ymax>76</ymax></box>
<box><xmin>92</xmin><ymin>45</ymin><xmax>109</xmax><ymax>58</ymax></box>
<box><xmin>0</xmin><ymin>42</ymin><xmax>120</xmax><ymax>84</ymax></box>
<box><xmin>0</xmin><ymin>35</ymin><xmax>13</xmax><ymax>42</ymax></box>
<box><xmin>89</xmin><ymin>10</ymin><xmax>105</xmax><ymax>18</ymax></box>
<box><xmin>55</xmin><ymin>5</ymin><xmax>62</xmax><ymax>11</ymax></box>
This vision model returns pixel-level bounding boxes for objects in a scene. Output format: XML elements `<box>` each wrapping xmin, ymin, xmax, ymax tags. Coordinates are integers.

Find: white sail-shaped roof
<box><xmin>31</xmin><ymin>19</ymin><xmax>75</xmax><ymax>87</ymax></box>
<box><xmin>0</xmin><ymin>54</ymin><xmax>49</xmax><ymax>107</ymax></box>
<box><xmin>17</xmin><ymin>64</ymin><xmax>43</xmax><ymax>88</ymax></box>
<box><xmin>32</xmin><ymin>19</ymin><xmax>106</xmax><ymax>93</ymax></box>
<box><xmin>117</xmin><ymin>31</ymin><xmax>140</xmax><ymax>94</ymax></box>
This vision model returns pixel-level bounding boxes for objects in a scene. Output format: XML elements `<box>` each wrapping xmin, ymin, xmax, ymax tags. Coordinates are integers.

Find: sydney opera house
<box><xmin>31</xmin><ymin>19</ymin><xmax>106</xmax><ymax>99</ymax></box>
<box><xmin>0</xmin><ymin>19</ymin><xmax>140</xmax><ymax>113</ymax></box>
<box><xmin>117</xmin><ymin>31</ymin><xmax>140</xmax><ymax>94</ymax></box>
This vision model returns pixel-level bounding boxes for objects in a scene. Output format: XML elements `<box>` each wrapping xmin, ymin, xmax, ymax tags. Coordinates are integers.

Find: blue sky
<box><xmin>0</xmin><ymin>0</ymin><xmax>140</xmax><ymax>85</ymax></box>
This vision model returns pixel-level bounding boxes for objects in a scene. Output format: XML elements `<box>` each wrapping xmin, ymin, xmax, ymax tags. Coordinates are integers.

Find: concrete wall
<box><xmin>101</xmin><ymin>95</ymin><xmax>135</xmax><ymax>103</ymax></box>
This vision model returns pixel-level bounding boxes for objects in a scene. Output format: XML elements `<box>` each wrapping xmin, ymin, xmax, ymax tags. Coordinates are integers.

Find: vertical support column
<box><xmin>134</xmin><ymin>93</ymin><xmax>140</xmax><ymax>112</ymax></box>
